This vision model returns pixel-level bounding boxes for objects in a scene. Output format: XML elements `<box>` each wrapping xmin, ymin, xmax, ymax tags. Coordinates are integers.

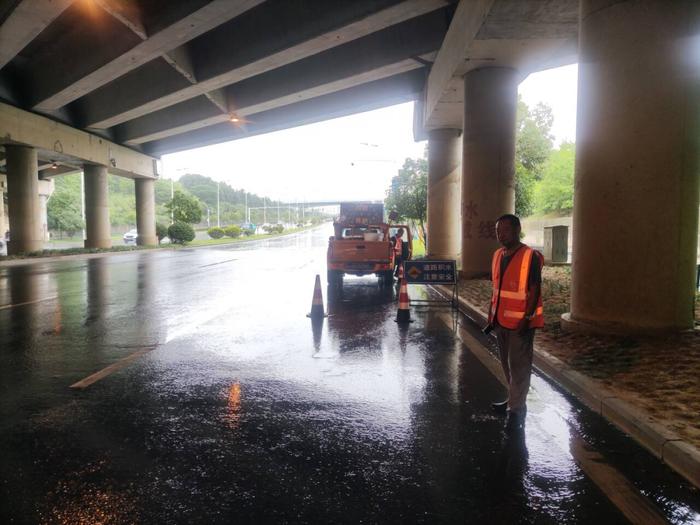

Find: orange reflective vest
<box><xmin>489</xmin><ymin>246</ymin><xmax>544</xmax><ymax>330</ymax></box>
<box><xmin>394</xmin><ymin>237</ymin><xmax>403</xmax><ymax>257</ymax></box>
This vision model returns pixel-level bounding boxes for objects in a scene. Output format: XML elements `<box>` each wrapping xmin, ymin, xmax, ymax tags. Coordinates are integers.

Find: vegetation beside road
<box><xmin>0</xmin><ymin>224</ymin><xmax>324</xmax><ymax>261</ymax></box>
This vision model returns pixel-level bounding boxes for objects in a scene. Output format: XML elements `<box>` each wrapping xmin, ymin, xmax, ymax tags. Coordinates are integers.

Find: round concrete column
<box><xmin>135</xmin><ymin>178</ymin><xmax>157</xmax><ymax>245</ymax></box>
<box><xmin>83</xmin><ymin>165</ymin><xmax>111</xmax><ymax>249</ymax></box>
<box><xmin>427</xmin><ymin>128</ymin><xmax>462</xmax><ymax>262</ymax></box>
<box><xmin>564</xmin><ymin>0</ymin><xmax>700</xmax><ymax>334</ymax></box>
<box><xmin>5</xmin><ymin>145</ymin><xmax>43</xmax><ymax>255</ymax></box>
<box><xmin>461</xmin><ymin>68</ymin><xmax>518</xmax><ymax>277</ymax></box>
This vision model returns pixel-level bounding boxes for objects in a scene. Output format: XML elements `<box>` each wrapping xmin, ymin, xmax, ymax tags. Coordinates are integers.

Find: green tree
<box><xmin>515</xmin><ymin>96</ymin><xmax>554</xmax><ymax>217</ymax></box>
<box><xmin>47</xmin><ymin>180</ymin><xmax>83</xmax><ymax>237</ymax></box>
<box><xmin>385</xmin><ymin>154</ymin><xmax>428</xmax><ymax>240</ymax></box>
<box><xmin>534</xmin><ymin>142</ymin><xmax>575</xmax><ymax>214</ymax></box>
<box><xmin>165</xmin><ymin>190</ymin><xmax>202</xmax><ymax>224</ymax></box>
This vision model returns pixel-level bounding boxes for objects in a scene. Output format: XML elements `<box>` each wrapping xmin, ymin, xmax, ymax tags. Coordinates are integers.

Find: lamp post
<box><xmin>216</xmin><ymin>181</ymin><xmax>220</xmax><ymax>227</ymax></box>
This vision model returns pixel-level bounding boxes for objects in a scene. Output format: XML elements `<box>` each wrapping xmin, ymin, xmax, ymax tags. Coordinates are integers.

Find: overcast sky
<box><xmin>162</xmin><ymin>64</ymin><xmax>578</xmax><ymax>202</ymax></box>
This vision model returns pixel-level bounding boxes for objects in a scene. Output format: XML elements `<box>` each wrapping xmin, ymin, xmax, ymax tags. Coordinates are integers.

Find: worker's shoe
<box><xmin>491</xmin><ymin>400</ymin><xmax>509</xmax><ymax>414</ymax></box>
<box><xmin>505</xmin><ymin>410</ymin><xmax>526</xmax><ymax>433</ymax></box>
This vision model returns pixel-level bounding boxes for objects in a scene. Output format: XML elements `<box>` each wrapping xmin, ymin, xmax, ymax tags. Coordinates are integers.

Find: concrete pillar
<box><xmin>135</xmin><ymin>178</ymin><xmax>157</xmax><ymax>245</ymax></box>
<box><xmin>5</xmin><ymin>145</ymin><xmax>42</xmax><ymax>255</ymax></box>
<box><xmin>563</xmin><ymin>0</ymin><xmax>700</xmax><ymax>334</ymax></box>
<box><xmin>0</xmin><ymin>175</ymin><xmax>6</xmax><ymax>239</ymax></box>
<box><xmin>427</xmin><ymin>128</ymin><xmax>462</xmax><ymax>262</ymax></box>
<box><xmin>460</xmin><ymin>68</ymin><xmax>518</xmax><ymax>277</ymax></box>
<box><xmin>83</xmin><ymin>164</ymin><xmax>111</xmax><ymax>249</ymax></box>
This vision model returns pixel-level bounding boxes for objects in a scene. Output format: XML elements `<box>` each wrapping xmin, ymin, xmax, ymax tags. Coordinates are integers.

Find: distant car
<box><xmin>123</xmin><ymin>229</ymin><xmax>138</xmax><ymax>244</ymax></box>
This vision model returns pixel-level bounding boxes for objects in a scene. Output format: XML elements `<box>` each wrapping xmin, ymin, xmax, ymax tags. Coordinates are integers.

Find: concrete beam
<box><xmin>423</xmin><ymin>0</ymin><xmax>578</xmax><ymax>130</ymax></box>
<box><xmin>0</xmin><ymin>102</ymin><xmax>157</xmax><ymax>178</ymax></box>
<box><xmin>425</xmin><ymin>0</ymin><xmax>495</xmax><ymax>126</ymax></box>
<box><xmin>0</xmin><ymin>0</ymin><xmax>74</xmax><ymax>71</ymax></box>
<box><xmin>32</xmin><ymin>0</ymin><xmax>264</xmax><ymax>111</ymax></box>
<box><xmin>115</xmin><ymin>11</ymin><xmax>447</xmax><ymax>144</ymax></box>
<box><xmin>143</xmin><ymin>68</ymin><xmax>425</xmax><ymax>156</ymax></box>
<box><xmin>77</xmin><ymin>0</ymin><xmax>448</xmax><ymax>129</ymax></box>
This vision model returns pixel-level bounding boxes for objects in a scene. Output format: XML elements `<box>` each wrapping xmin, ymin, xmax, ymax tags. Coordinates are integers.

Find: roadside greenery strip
<box><xmin>0</xmin><ymin>225</ymin><xmax>321</xmax><ymax>261</ymax></box>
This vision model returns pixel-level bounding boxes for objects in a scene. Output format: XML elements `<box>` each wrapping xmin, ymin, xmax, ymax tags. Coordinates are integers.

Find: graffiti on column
<box><xmin>464</xmin><ymin>200</ymin><xmax>478</xmax><ymax>240</ymax></box>
<box><xmin>478</xmin><ymin>220</ymin><xmax>496</xmax><ymax>239</ymax></box>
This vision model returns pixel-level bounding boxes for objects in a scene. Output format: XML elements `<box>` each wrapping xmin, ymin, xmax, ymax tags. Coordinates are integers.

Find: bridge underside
<box><xmin>0</xmin><ymin>0</ymin><xmax>578</xmax><ymax>162</ymax></box>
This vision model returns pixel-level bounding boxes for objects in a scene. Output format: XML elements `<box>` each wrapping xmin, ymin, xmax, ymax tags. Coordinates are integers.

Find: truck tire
<box><xmin>328</xmin><ymin>270</ymin><xmax>342</xmax><ymax>289</ymax></box>
<box><xmin>381</xmin><ymin>270</ymin><xmax>394</xmax><ymax>287</ymax></box>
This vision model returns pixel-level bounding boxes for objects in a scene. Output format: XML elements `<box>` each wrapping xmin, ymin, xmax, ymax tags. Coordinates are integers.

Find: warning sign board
<box><xmin>403</xmin><ymin>260</ymin><xmax>457</xmax><ymax>285</ymax></box>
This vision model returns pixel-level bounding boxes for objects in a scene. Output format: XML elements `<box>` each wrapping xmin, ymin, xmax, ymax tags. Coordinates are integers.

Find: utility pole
<box><xmin>170</xmin><ymin>178</ymin><xmax>174</xmax><ymax>224</ymax></box>
<box><xmin>217</xmin><ymin>181</ymin><xmax>220</xmax><ymax>227</ymax></box>
<box><xmin>244</xmin><ymin>191</ymin><xmax>248</xmax><ymax>224</ymax></box>
<box><xmin>263</xmin><ymin>197</ymin><xmax>267</xmax><ymax>224</ymax></box>
<box><xmin>277</xmin><ymin>199</ymin><xmax>280</xmax><ymax>224</ymax></box>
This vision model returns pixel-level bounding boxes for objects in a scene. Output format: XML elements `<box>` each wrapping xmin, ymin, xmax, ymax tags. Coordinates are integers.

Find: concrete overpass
<box><xmin>0</xmin><ymin>0</ymin><xmax>698</xmax><ymax>336</ymax></box>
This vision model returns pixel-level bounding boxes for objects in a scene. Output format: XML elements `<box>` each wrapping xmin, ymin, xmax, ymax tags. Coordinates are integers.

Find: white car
<box><xmin>123</xmin><ymin>229</ymin><xmax>138</xmax><ymax>244</ymax></box>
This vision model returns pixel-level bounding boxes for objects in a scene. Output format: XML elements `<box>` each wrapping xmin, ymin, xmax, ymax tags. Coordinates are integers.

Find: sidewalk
<box><xmin>440</xmin><ymin>266</ymin><xmax>700</xmax><ymax>488</ymax></box>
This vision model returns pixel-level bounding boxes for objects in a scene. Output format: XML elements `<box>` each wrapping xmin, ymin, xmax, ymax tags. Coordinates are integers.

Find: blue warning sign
<box><xmin>403</xmin><ymin>260</ymin><xmax>457</xmax><ymax>285</ymax></box>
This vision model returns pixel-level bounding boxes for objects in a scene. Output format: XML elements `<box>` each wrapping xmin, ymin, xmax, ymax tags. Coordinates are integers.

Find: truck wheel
<box><xmin>381</xmin><ymin>270</ymin><xmax>394</xmax><ymax>287</ymax></box>
<box><xmin>328</xmin><ymin>270</ymin><xmax>342</xmax><ymax>289</ymax></box>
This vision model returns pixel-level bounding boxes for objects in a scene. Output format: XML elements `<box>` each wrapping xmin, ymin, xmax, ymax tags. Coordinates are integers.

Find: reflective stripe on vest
<box><xmin>489</xmin><ymin>246</ymin><xmax>544</xmax><ymax>330</ymax></box>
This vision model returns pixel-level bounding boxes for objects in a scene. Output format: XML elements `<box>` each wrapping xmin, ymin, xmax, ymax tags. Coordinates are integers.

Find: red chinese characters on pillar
<box><xmin>478</xmin><ymin>220</ymin><xmax>496</xmax><ymax>239</ymax></box>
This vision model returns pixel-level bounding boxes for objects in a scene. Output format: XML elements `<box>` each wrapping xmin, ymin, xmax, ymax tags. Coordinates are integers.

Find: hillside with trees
<box><xmin>46</xmin><ymin>173</ymin><xmax>288</xmax><ymax>237</ymax></box>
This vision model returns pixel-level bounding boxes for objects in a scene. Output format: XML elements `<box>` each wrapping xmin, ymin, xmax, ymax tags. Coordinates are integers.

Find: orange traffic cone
<box><xmin>395</xmin><ymin>279</ymin><xmax>412</xmax><ymax>324</ymax></box>
<box><xmin>397</xmin><ymin>261</ymin><xmax>405</xmax><ymax>280</ymax></box>
<box><xmin>307</xmin><ymin>274</ymin><xmax>327</xmax><ymax>319</ymax></box>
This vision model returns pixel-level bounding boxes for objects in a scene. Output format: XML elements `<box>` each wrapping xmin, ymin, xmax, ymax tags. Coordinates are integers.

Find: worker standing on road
<box><xmin>393</xmin><ymin>227</ymin><xmax>404</xmax><ymax>278</ymax></box>
<box><xmin>485</xmin><ymin>214</ymin><xmax>544</xmax><ymax>431</ymax></box>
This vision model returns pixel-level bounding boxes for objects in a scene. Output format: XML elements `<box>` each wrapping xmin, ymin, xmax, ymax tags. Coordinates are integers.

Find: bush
<box><xmin>156</xmin><ymin>223</ymin><xmax>168</xmax><ymax>242</ymax></box>
<box><xmin>224</xmin><ymin>225</ymin><xmax>242</xmax><ymax>238</ymax></box>
<box><xmin>243</xmin><ymin>227</ymin><xmax>254</xmax><ymax>236</ymax></box>
<box><xmin>263</xmin><ymin>224</ymin><xmax>284</xmax><ymax>234</ymax></box>
<box><xmin>207</xmin><ymin>226</ymin><xmax>225</xmax><ymax>239</ymax></box>
<box><xmin>168</xmin><ymin>222</ymin><xmax>195</xmax><ymax>244</ymax></box>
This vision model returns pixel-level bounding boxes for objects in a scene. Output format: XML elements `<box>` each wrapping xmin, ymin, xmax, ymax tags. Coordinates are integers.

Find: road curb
<box><xmin>0</xmin><ymin>226</ymin><xmax>323</xmax><ymax>267</ymax></box>
<box><xmin>434</xmin><ymin>284</ymin><xmax>700</xmax><ymax>489</ymax></box>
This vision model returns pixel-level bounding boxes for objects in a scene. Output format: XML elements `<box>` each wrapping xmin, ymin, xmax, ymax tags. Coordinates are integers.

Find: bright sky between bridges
<box><xmin>162</xmin><ymin>64</ymin><xmax>578</xmax><ymax>203</ymax></box>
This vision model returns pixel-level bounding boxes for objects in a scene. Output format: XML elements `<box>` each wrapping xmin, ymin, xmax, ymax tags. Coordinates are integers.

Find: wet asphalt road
<box><xmin>1</xmin><ymin>225</ymin><xmax>699</xmax><ymax>524</ymax></box>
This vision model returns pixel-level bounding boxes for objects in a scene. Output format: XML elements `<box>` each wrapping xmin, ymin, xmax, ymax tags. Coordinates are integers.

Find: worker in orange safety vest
<box><xmin>484</xmin><ymin>214</ymin><xmax>544</xmax><ymax>432</ymax></box>
<box><xmin>393</xmin><ymin>227</ymin><xmax>404</xmax><ymax>278</ymax></box>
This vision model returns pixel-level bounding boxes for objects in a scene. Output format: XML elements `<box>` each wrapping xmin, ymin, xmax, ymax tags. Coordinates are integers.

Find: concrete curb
<box><xmin>434</xmin><ymin>284</ymin><xmax>700</xmax><ymax>489</ymax></box>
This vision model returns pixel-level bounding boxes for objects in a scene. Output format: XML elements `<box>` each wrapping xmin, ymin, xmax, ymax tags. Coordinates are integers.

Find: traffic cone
<box><xmin>397</xmin><ymin>261</ymin><xmax>405</xmax><ymax>280</ymax></box>
<box><xmin>395</xmin><ymin>279</ymin><xmax>412</xmax><ymax>324</ymax></box>
<box><xmin>307</xmin><ymin>274</ymin><xmax>327</xmax><ymax>319</ymax></box>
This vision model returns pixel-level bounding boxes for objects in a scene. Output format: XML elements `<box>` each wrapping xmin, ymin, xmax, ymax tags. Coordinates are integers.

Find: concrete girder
<box><xmin>0</xmin><ymin>0</ymin><xmax>75</xmax><ymax>71</ymax></box>
<box><xmin>422</xmin><ymin>0</ymin><xmax>577</xmax><ymax>131</ymax></box>
<box><xmin>75</xmin><ymin>0</ymin><xmax>448</xmax><ymax>130</ymax></box>
<box><xmin>0</xmin><ymin>102</ymin><xmax>157</xmax><ymax>179</ymax></box>
<box><xmin>143</xmin><ymin>69</ymin><xmax>425</xmax><ymax>156</ymax></box>
<box><xmin>114</xmin><ymin>10</ymin><xmax>448</xmax><ymax>144</ymax></box>
<box><xmin>31</xmin><ymin>0</ymin><xmax>263</xmax><ymax>111</ymax></box>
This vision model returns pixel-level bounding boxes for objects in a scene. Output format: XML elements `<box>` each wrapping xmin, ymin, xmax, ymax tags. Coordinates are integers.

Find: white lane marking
<box><xmin>69</xmin><ymin>345</ymin><xmax>157</xmax><ymax>390</ymax></box>
<box><xmin>0</xmin><ymin>296</ymin><xmax>57</xmax><ymax>311</ymax></box>
<box><xmin>435</xmin><ymin>311</ymin><xmax>669</xmax><ymax>525</ymax></box>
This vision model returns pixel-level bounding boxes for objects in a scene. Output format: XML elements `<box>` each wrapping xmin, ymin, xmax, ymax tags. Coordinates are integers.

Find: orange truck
<box><xmin>327</xmin><ymin>202</ymin><xmax>412</xmax><ymax>288</ymax></box>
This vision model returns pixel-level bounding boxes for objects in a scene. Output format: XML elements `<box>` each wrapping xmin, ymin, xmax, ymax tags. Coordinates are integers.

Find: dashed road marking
<box><xmin>69</xmin><ymin>345</ymin><xmax>158</xmax><ymax>390</ymax></box>
<box><xmin>0</xmin><ymin>296</ymin><xmax>57</xmax><ymax>311</ymax></box>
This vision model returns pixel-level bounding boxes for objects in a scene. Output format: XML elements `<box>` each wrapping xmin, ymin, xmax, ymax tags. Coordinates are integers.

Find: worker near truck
<box><xmin>393</xmin><ymin>228</ymin><xmax>405</xmax><ymax>278</ymax></box>
<box><xmin>485</xmin><ymin>214</ymin><xmax>544</xmax><ymax>432</ymax></box>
